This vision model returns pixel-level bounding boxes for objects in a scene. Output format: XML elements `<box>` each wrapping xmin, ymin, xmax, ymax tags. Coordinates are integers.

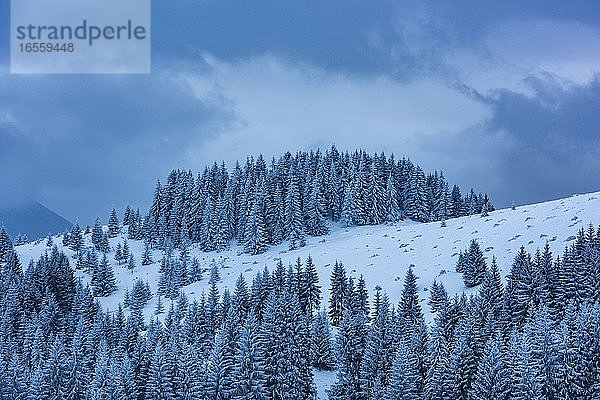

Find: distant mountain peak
<box><xmin>0</xmin><ymin>200</ymin><xmax>71</xmax><ymax>241</ymax></box>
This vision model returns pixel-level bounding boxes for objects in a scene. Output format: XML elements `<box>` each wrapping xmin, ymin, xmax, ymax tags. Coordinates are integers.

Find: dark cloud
<box><xmin>420</xmin><ymin>0</ymin><xmax>600</xmax><ymax>42</ymax></box>
<box><xmin>480</xmin><ymin>75</ymin><xmax>600</xmax><ymax>206</ymax></box>
<box><xmin>151</xmin><ymin>0</ymin><xmax>401</xmax><ymax>75</ymax></box>
<box><xmin>0</xmin><ymin>73</ymin><xmax>230</xmax><ymax>222</ymax></box>
<box><xmin>150</xmin><ymin>0</ymin><xmax>600</xmax><ymax>78</ymax></box>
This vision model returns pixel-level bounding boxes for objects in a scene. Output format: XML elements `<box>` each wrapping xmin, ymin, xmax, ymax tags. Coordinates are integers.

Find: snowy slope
<box><xmin>14</xmin><ymin>190</ymin><xmax>600</xmax><ymax>399</ymax></box>
<box><xmin>16</xmin><ymin>190</ymin><xmax>600</xmax><ymax>322</ymax></box>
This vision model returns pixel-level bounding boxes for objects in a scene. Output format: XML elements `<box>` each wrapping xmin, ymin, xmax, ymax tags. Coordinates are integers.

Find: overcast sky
<box><xmin>1</xmin><ymin>0</ymin><xmax>600</xmax><ymax>223</ymax></box>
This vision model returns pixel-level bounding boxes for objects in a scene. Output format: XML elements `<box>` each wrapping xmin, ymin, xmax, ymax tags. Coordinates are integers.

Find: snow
<box><xmin>17</xmin><ymin>191</ymin><xmax>600</xmax><ymax>319</ymax></box>
<box><xmin>313</xmin><ymin>369</ymin><xmax>336</xmax><ymax>399</ymax></box>
<box><xmin>14</xmin><ymin>190</ymin><xmax>600</xmax><ymax>394</ymax></box>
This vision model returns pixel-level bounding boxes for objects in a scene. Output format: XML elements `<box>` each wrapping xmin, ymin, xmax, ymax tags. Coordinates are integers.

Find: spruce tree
<box><xmin>301</xmin><ymin>255</ymin><xmax>321</xmax><ymax>317</ymax></box>
<box><xmin>478</xmin><ymin>257</ymin><xmax>504</xmax><ymax>322</ymax></box>
<box><xmin>311</xmin><ymin>309</ymin><xmax>335</xmax><ymax>371</ymax></box>
<box><xmin>127</xmin><ymin>253</ymin><xmax>136</xmax><ymax>272</ymax></box>
<box><xmin>328</xmin><ymin>310</ymin><xmax>368</xmax><ymax>400</ymax></box>
<box><xmin>286</xmin><ymin>167</ymin><xmax>306</xmax><ymax>250</ymax></box>
<box><xmin>507</xmin><ymin>247</ymin><xmax>536</xmax><ymax>328</ymax></box>
<box><xmin>189</xmin><ymin>257</ymin><xmax>203</xmax><ymax>283</ymax></box>
<box><xmin>428</xmin><ymin>280</ymin><xmax>448</xmax><ymax>314</ymax></box>
<box><xmin>448</xmin><ymin>324</ymin><xmax>478</xmax><ymax>400</ymax></box>
<box><xmin>386</xmin><ymin>343</ymin><xmax>419</xmax><ymax>400</ymax></box>
<box><xmin>142</xmin><ymin>240</ymin><xmax>154</xmax><ymax>265</ymax></box>
<box><xmin>108</xmin><ymin>208</ymin><xmax>120</xmax><ymax>238</ymax></box>
<box><xmin>69</xmin><ymin>222</ymin><xmax>84</xmax><ymax>253</ymax></box>
<box><xmin>328</xmin><ymin>261</ymin><xmax>348</xmax><ymax>326</ymax></box>
<box><xmin>462</xmin><ymin>239</ymin><xmax>487</xmax><ymax>287</ymax></box>
<box><xmin>207</xmin><ymin>329</ymin><xmax>236</xmax><ymax>400</ymax></box>
<box><xmin>91</xmin><ymin>218</ymin><xmax>104</xmax><ymax>250</ymax></box>
<box><xmin>470</xmin><ymin>338</ymin><xmax>509</xmax><ymax>400</ymax></box>
<box><xmin>155</xmin><ymin>295</ymin><xmax>165</xmax><ymax>315</ymax></box>
<box><xmin>359</xmin><ymin>295</ymin><xmax>393</xmax><ymax>399</ymax></box>
<box><xmin>244</xmin><ymin>182</ymin><xmax>269</xmax><ymax>255</ymax></box>
<box><xmin>233</xmin><ymin>273</ymin><xmax>250</xmax><ymax>321</ymax></box>
<box><xmin>93</xmin><ymin>253</ymin><xmax>117</xmax><ymax>297</ymax></box>
<box><xmin>399</xmin><ymin>265</ymin><xmax>423</xmax><ymax>335</ymax></box>
<box><xmin>262</xmin><ymin>292</ymin><xmax>316</xmax><ymax>400</ymax></box>
<box><xmin>232</xmin><ymin>313</ymin><xmax>268</xmax><ymax>400</ymax></box>
<box><xmin>146</xmin><ymin>342</ymin><xmax>175</xmax><ymax>400</ymax></box>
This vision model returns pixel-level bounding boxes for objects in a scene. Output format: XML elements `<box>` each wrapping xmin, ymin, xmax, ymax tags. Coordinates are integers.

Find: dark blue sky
<box><xmin>1</xmin><ymin>0</ymin><xmax>600</xmax><ymax>223</ymax></box>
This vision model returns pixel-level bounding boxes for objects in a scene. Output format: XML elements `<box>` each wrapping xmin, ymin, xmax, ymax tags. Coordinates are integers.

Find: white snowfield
<box><xmin>15</xmin><ymin>190</ymin><xmax>600</xmax><ymax>324</ymax></box>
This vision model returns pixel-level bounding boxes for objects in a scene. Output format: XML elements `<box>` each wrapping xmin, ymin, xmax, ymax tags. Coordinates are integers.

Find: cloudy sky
<box><xmin>1</xmin><ymin>0</ymin><xmax>600</xmax><ymax>223</ymax></box>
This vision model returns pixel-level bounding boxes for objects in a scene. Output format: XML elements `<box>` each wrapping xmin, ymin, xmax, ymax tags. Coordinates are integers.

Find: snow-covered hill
<box><xmin>14</xmin><ymin>190</ymin><xmax>600</xmax><ymax>399</ymax></box>
<box><xmin>16</xmin><ymin>190</ymin><xmax>600</xmax><ymax>323</ymax></box>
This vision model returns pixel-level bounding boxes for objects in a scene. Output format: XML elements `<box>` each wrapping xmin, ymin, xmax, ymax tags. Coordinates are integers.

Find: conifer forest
<box><xmin>0</xmin><ymin>148</ymin><xmax>599</xmax><ymax>400</ymax></box>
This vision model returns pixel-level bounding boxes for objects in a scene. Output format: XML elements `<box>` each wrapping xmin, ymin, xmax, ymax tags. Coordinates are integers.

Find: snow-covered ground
<box><xmin>16</xmin><ymin>191</ymin><xmax>600</xmax><ymax>323</ymax></box>
<box><xmin>14</xmin><ymin>190</ymin><xmax>600</xmax><ymax>399</ymax></box>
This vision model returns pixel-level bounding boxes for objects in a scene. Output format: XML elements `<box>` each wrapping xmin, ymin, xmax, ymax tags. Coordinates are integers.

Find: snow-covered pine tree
<box><xmin>122</xmin><ymin>240</ymin><xmax>131</xmax><ymax>262</ymax></box>
<box><xmin>114</xmin><ymin>242</ymin><xmax>123</xmax><ymax>265</ymax></box>
<box><xmin>305</xmin><ymin>177</ymin><xmax>329</xmax><ymax>236</ymax></box>
<box><xmin>142</xmin><ymin>240</ymin><xmax>154</xmax><ymax>265</ymax></box>
<box><xmin>368</xmin><ymin>168</ymin><xmax>386</xmax><ymax>225</ymax></box>
<box><xmin>328</xmin><ymin>261</ymin><xmax>348</xmax><ymax>326</ymax></box>
<box><xmin>88</xmin><ymin>341</ymin><xmax>112</xmax><ymax>400</ymax></box>
<box><xmin>232</xmin><ymin>313</ymin><xmax>268</xmax><ymax>400</ymax></box>
<box><xmin>399</xmin><ymin>265</ymin><xmax>423</xmax><ymax>337</ymax></box>
<box><xmin>385</xmin><ymin>172</ymin><xmax>402</xmax><ymax>222</ymax></box>
<box><xmin>214</xmin><ymin>195</ymin><xmax>230</xmax><ymax>252</ymax></box>
<box><xmin>300</xmin><ymin>255</ymin><xmax>321</xmax><ymax>317</ymax></box>
<box><xmin>188</xmin><ymin>257</ymin><xmax>202</xmax><ymax>283</ymax></box>
<box><xmin>534</xmin><ymin>243</ymin><xmax>559</xmax><ymax>313</ymax></box>
<box><xmin>206</xmin><ymin>322</ymin><xmax>237</xmax><ymax>400</ymax></box>
<box><xmin>178</xmin><ymin>243</ymin><xmax>190</xmax><ymax>286</ymax></box>
<box><xmin>462</xmin><ymin>239</ymin><xmax>487</xmax><ymax>287</ymax></box>
<box><xmin>286</xmin><ymin>166</ymin><xmax>306</xmax><ymax>250</ymax></box>
<box><xmin>526</xmin><ymin>308</ymin><xmax>560</xmax><ymax>400</ymax></box>
<box><xmin>359</xmin><ymin>294</ymin><xmax>393</xmax><ymax>399</ymax></box>
<box><xmin>478</xmin><ymin>257</ymin><xmax>504</xmax><ymax>322</ymax></box>
<box><xmin>177</xmin><ymin>344</ymin><xmax>204</xmax><ymax>400</ymax></box>
<box><xmin>507</xmin><ymin>246</ymin><xmax>536</xmax><ymax>328</ymax></box>
<box><xmin>155</xmin><ymin>295</ymin><xmax>165</xmax><ymax>315</ymax></box>
<box><xmin>447</xmin><ymin>323</ymin><xmax>478</xmax><ymax>400</ymax></box>
<box><xmin>311</xmin><ymin>309</ymin><xmax>335</xmax><ymax>371</ymax></box>
<box><xmin>481</xmin><ymin>201</ymin><xmax>490</xmax><ymax>217</ymax></box>
<box><xmin>262</xmin><ymin>292</ymin><xmax>316</xmax><ymax>400</ymax></box>
<box><xmin>93</xmin><ymin>253</ymin><xmax>117</xmax><ymax>297</ymax></box>
<box><xmin>470</xmin><ymin>338</ymin><xmax>509</xmax><ymax>400</ymax></box>
<box><xmin>123</xmin><ymin>205</ymin><xmax>133</xmax><ymax>226</ymax></box>
<box><xmin>127</xmin><ymin>253</ymin><xmax>136</xmax><ymax>272</ymax></box>
<box><xmin>108</xmin><ymin>208</ymin><xmax>120</xmax><ymax>238</ymax></box>
<box><xmin>146</xmin><ymin>341</ymin><xmax>175</xmax><ymax>400</ymax></box>
<box><xmin>69</xmin><ymin>222</ymin><xmax>84</xmax><ymax>253</ymax></box>
<box><xmin>428</xmin><ymin>280</ymin><xmax>448</xmax><ymax>314</ymax></box>
<box><xmin>386</xmin><ymin>341</ymin><xmax>419</xmax><ymax>400</ymax></box>
<box><xmin>244</xmin><ymin>178</ymin><xmax>269</xmax><ymax>255</ymax></box>
<box><xmin>99</xmin><ymin>231</ymin><xmax>110</xmax><ymax>253</ymax></box>
<box><xmin>91</xmin><ymin>218</ymin><xmax>104</xmax><ymax>250</ymax></box>
<box><xmin>0</xmin><ymin>227</ymin><xmax>13</xmax><ymax>261</ymax></box>
<box><xmin>404</xmin><ymin>167</ymin><xmax>429</xmax><ymax>222</ymax></box>
<box><xmin>328</xmin><ymin>309</ymin><xmax>368</xmax><ymax>400</ymax></box>
<box><xmin>355</xmin><ymin>275</ymin><xmax>370</xmax><ymax>319</ymax></box>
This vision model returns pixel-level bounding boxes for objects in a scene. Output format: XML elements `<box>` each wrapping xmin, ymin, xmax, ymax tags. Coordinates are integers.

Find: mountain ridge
<box><xmin>0</xmin><ymin>199</ymin><xmax>71</xmax><ymax>241</ymax></box>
